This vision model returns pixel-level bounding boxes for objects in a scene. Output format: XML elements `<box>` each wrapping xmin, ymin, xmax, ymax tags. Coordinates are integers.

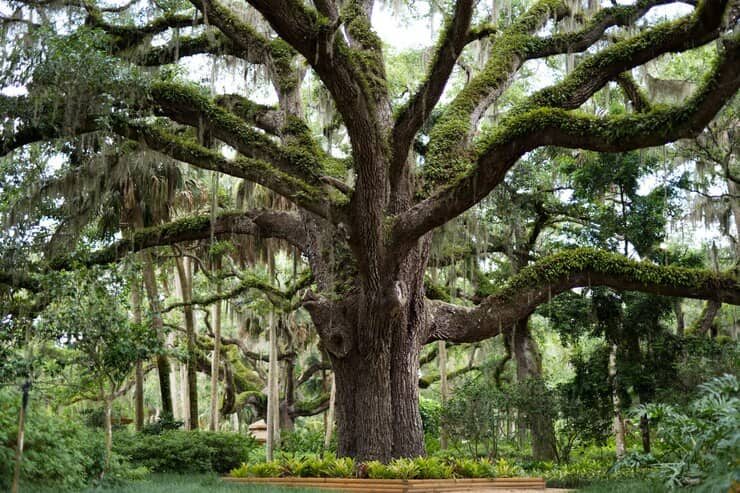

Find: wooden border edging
<box><xmin>223</xmin><ymin>477</ymin><xmax>546</xmax><ymax>492</ymax></box>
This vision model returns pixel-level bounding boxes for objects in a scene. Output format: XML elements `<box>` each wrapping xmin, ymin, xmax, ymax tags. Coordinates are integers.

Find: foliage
<box><xmin>0</xmin><ymin>388</ymin><xmax>141</xmax><ymax>491</ymax></box>
<box><xmin>620</xmin><ymin>374</ymin><xmax>740</xmax><ymax>490</ymax></box>
<box><xmin>114</xmin><ymin>430</ymin><xmax>258</xmax><ymax>474</ymax></box>
<box><xmin>278</xmin><ymin>422</ymin><xmax>334</xmax><ymax>455</ymax></box>
<box><xmin>440</xmin><ymin>376</ymin><xmax>509</xmax><ymax>457</ymax></box>
<box><xmin>140</xmin><ymin>413</ymin><xmax>184</xmax><ymax>434</ymax></box>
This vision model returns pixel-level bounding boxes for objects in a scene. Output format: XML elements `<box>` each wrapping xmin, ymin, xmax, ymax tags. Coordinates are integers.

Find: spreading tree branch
<box><xmin>114</xmin><ymin>119</ymin><xmax>332</xmax><ymax>218</ymax></box>
<box><xmin>427</xmin><ymin>248</ymin><xmax>740</xmax><ymax>344</ymax></box>
<box><xmin>394</xmin><ymin>33</ymin><xmax>740</xmax><ymax>248</ymax></box>
<box><xmin>391</xmin><ymin>0</ymin><xmax>475</xmax><ymax>181</ymax></box>
<box><xmin>50</xmin><ymin>210</ymin><xmax>309</xmax><ymax>269</ymax></box>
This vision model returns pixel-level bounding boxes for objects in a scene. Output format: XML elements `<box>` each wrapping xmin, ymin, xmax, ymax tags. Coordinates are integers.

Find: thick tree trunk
<box><xmin>325</xmin><ymin>271</ymin><xmax>427</xmax><ymax>460</ymax></box>
<box><xmin>333</xmin><ymin>346</ymin><xmax>394</xmax><ymax>461</ymax></box>
<box><xmin>141</xmin><ymin>251</ymin><xmax>174</xmax><ymax>418</ymax></box>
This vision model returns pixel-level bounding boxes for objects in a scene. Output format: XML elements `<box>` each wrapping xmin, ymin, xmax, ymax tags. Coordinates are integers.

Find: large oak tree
<box><xmin>1</xmin><ymin>0</ymin><xmax>739</xmax><ymax>461</ymax></box>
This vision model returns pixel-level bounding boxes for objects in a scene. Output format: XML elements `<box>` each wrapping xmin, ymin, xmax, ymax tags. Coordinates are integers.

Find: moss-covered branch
<box><xmin>164</xmin><ymin>270</ymin><xmax>311</xmax><ymax>313</ymax></box>
<box><xmin>85</xmin><ymin>8</ymin><xmax>203</xmax><ymax>52</ymax></box>
<box><xmin>394</xmin><ymin>34</ymin><xmax>740</xmax><ymax>248</ymax></box>
<box><xmin>526</xmin><ymin>0</ymin><xmax>730</xmax><ymax>112</ymax></box>
<box><xmin>418</xmin><ymin>364</ymin><xmax>480</xmax><ymax>389</ymax></box>
<box><xmin>616</xmin><ymin>72</ymin><xmax>652</xmax><ymax>113</ymax></box>
<box><xmin>49</xmin><ymin>210</ymin><xmax>308</xmax><ymax>269</ymax></box>
<box><xmin>132</xmin><ymin>32</ymin><xmax>241</xmax><ymax>66</ymax></box>
<box><xmin>115</xmin><ymin>119</ymin><xmax>331</xmax><ymax>217</ymax></box>
<box><xmin>149</xmin><ymin>82</ymin><xmax>326</xmax><ymax>184</ymax></box>
<box><xmin>422</xmin><ymin>0</ymin><xmax>568</xmax><ymax>191</ymax></box>
<box><xmin>428</xmin><ymin>248</ymin><xmax>740</xmax><ymax>344</ymax></box>
<box><xmin>215</xmin><ymin>95</ymin><xmax>285</xmax><ymax>136</ymax></box>
<box><xmin>0</xmin><ymin>95</ymin><xmax>100</xmax><ymax>157</ymax></box>
<box><xmin>527</xmin><ymin>0</ymin><xmax>677</xmax><ymax>59</ymax></box>
<box><xmin>391</xmin><ymin>0</ymin><xmax>475</xmax><ymax>183</ymax></box>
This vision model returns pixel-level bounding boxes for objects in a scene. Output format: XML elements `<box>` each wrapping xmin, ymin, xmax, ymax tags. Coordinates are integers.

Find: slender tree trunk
<box><xmin>438</xmin><ymin>340</ymin><xmax>448</xmax><ymax>450</ymax></box>
<box><xmin>281</xmin><ymin>356</ymin><xmax>296</xmax><ymax>432</ymax></box>
<box><xmin>639</xmin><ymin>414</ymin><xmax>650</xmax><ymax>453</ymax></box>
<box><xmin>130</xmin><ymin>277</ymin><xmax>145</xmax><ymax>431</ymax></box>
<box><xmin>324</xmin><ymin>373</ymin><xmax>336</xmax><ymax>451</ymax></box>
<box><xmin>174</xmin><ymin>255</ymin><xmax>199</xmax><ymax>429</ymax></box>
<box><xmin>103</xmin><ymin>396</ymin><xmax>113</xmax><ymax>477</ymax></box>
<box><xmin>695</xmin><ymin>300</ymin><xmax>722</xmax><ymax>336</ymax></box>
<box><xmin>609</xmin><ymin>343</ymin><xmax>626</xmax><ymax>459</ymax></box>
<box><xmin>674</xmin><ymin>301</ymin><xmax>685</xmax><ymax>337</ymax></box>
<box><xmin>168</xmin><ymin>332</ymin><xmax>181</xmax><ymax>420</ymax></box>
<box><xmin>180</xmin><ymin>364</ymin><xmax>190</xmax><ymax>427</ymax></box>
<box><xmin>210</xmin><ymin>297</ymin><xmax>222</xmax><ymax>431</ymax></box>
<box><xmin>135</xmin><ymin>362</ymin><xmax>144</xmax><ymax>431</ymax></box>
<box><xmin>141</xmin><ymin>251</ymin><xmax>174</xmax><ymax>418</ymax></box>
<box><xmin>11</xmin><ymin>381</ymin><xmax>30</xmax><ymax>493</ymax></box>
<box><xmin>266</xmin><ymin>312</ymin><xmax>279</xmax><ymax>460</ymax></box>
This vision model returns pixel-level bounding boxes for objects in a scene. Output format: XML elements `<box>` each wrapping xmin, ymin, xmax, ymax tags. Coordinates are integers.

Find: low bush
<box><xmin>230</xmin><ymin>454</ymin><xmax>508</xmax><ymax>480</ymax></box>
<box><xmin>0</xmin><ymin>388</ymin><xmax>141</xmax><ymax>491</ymax></box>
<box><xmin>115</xmin><ymin>430</ymin><xmax>258</xmax><ymax>473</ymax></box>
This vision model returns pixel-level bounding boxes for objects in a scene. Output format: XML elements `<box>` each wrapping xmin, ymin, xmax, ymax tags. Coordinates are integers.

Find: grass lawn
<box><xmin>80</xmin><ymin>473</ymin><xmax>328</xmax><ymax>493</ymax></box>
<box><xmin>574</xmin><ymin>479</ymin><xmax>669</xmax><ymax>492</ymax></box>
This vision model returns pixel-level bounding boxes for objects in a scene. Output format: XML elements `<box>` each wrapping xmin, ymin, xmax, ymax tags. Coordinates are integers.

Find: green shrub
<box><xmin>230</xmin><ymin>461</ymin><xmax>282</xmax><ymax>478</ymax></box>
<box><xmin>278</xmin><ymin>422</ymin><xmax>333</xmax><ymax>454</ymax></box>
<box><xmin>140</xmin><ymin>413</ymin><xmax>183</xmax><ymax>434</ymax></box>
<box><xmin>0</xmin><ymin>388</ymin><xmax>137</xmax><ymax>491</ymax></box>
<box><xmin>451</xmin><ymin>458</ymin><xmax>496</xmax><ymax>478</ymax></box>
<box><xmin>230</xmin><ymin>454</ymin><xmax>526</xmax><ymax>480</ymax></box>
<box><xmin>413</xmin><ymin>456</ymin><xmax>453</xmax><ymax>479</ymax></box>
<box><xmin>114</xmin><ymin>430</ymin><xmax>257</xmax><ymax>473</ymax></box>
